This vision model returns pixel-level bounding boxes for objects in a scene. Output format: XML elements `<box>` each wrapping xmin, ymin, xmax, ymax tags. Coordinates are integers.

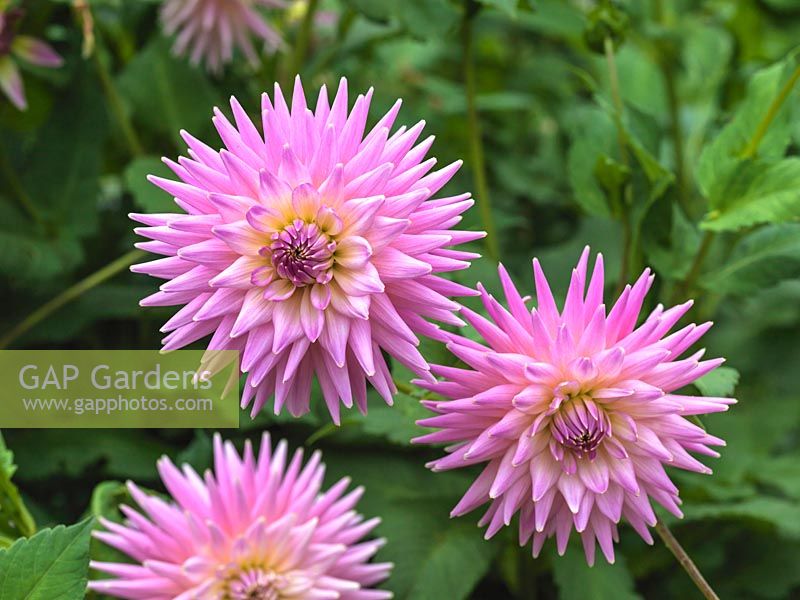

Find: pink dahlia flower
<box><xmin>90</xmin><ymin>433</ymin><xmax>392</xmax><ymax>599</ymax></box>
<box><xmin>160</xmin><ymin>0</ymin><xmax>284</xmax><ymax>73</ymax></box>
<box><xmin>132</xmin><ymin>77</ymin><xmax>481</xmax><ymax>422</ymax></box>
<box><xmin>0</xmin><ymin>7</ymin><xmax>63</xmax><ymax>110</ymax></box>
<box><xmin>415</xmin><ymin>248</ymin><xmax>734</xmax><ymax>565</ymax></box>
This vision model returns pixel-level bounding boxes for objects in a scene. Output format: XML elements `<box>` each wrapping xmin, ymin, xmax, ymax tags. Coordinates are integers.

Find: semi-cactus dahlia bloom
<box><xmin>161</xmin><ymin>0</ymin><xmax>284</xmax><ymax>73</ymax></box>
<box><xmin>0</xmin><ymin>7</ymin><xmax>63</xmax><ymax>110</ymax></box>
<box><xmin>415</xmin><ymin>249</ymin><xmax>734</xmax><ymax>564</ymax></box>
<box><xmin>132</xmin><ymin>77</ymin><xmax>481</xmax><ymax>422</ymax></box>
<box><xmin>90</xmin><ymin>433</ymin><xmax>392</xmax><ymax>599</ymax></box>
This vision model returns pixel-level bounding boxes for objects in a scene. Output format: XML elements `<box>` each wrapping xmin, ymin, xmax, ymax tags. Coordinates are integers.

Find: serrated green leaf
<box><xmin>0</xmin><ymin>519</ymin><xmax>93</xmax><ymax>600</ymax></box>
<box><xmin>701</xmin><ymin>158</ymin><xmax>800</xmax><ymax>231</ymax></box>
<box><xmin>701</xmin><ymin>224</ymin><xmax>800</xmax><ymax>294</ymax></box>
<box><xmin>694</xmin><ymin>367</ymin><xmax>740</xmax><ymax>397</ymax></box>
<box><xmin>697</xmin><ymin>50</ymin><xmax>800</xmax><ymax>199</ymax></box>
<box><xmin>551</xmin><ymin>547</ymin><xmax>641</xmax><ymax>600</ymax></box>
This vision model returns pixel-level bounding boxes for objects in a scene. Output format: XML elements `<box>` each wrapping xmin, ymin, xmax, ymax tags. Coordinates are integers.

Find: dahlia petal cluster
<box><xmin>90</xmin><ymin>433</ymin><xmax>392</xmax><ymax>599</ymax></box>
<box><xmin>415</xmin><ymin>248</ymin><xmax>734</xmax><ymax>564</ymax></box>
<box><xmin>161</xmin><ymin>0</ymin><xmax>284</xmax><ymax>73</ymax></box>
<box><xmin>0</xmin><ymin>7</ymin><xmax>62</xmax><ymax>110</ymax></box>
<box><xmin>132</xmin><ymin>77</ymin><xmax>480</xmax><ymax>422</ymax></box>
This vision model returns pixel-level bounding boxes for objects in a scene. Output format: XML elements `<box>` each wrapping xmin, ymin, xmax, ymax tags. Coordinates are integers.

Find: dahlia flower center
<box><xmin>550</xmin><ymin>396</ymin><xmax>609</xmax><ymax>460</ymax></box>
<box><xmin>227</xmin><ymin>568</ymin><xmax>286</xmax><ymax>600</ymax></box>
<box><xmin>268</xmin><ymin>218</ymin><xmax>336</xmax><ymax>287</ymax></box>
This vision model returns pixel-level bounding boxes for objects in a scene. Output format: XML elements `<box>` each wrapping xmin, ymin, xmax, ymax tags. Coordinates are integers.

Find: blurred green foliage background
<box><xmin>2</xmin><ymin>0</ymin><xmax>800</xmax><ymax>598</ymax></box>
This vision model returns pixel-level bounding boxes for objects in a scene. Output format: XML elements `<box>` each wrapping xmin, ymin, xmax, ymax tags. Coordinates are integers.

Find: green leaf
<box><xmin>356</xmin><ymin>392</ymin><xmax>428</xmax><ymax>446</ymax></box>
<box><xmin>694</xmin><ymin>367</ymin><xmax>740</xmax><ymax>397</ymax></box>
<box><xmin>551</xmin><ymin>547</ymin><xmax>641</xmax><ymax>600</ymax></box>
<box><xmin>330</xmin><ymin>0</ymin><xmax>458</xmax><ymax>38</ymax></box>
<box><xmin>701</xmin><ymin>158</ymin><xmax>800</xmax><ymax>231</ymax></box>
<box><xmin>8</xmin><ymin>430</ymin><xmax>171</xmax><ymax>481</ymax></box>
<box><xmin>644</xmin><ymin>204</ymin><xmax>702</xmax><ymax>281</ymax></box>
<box><xmin>684</xmin><ymin>498</ymin><xmax>800</xmax><ymax>539</ymax></box>
<box><xmin>565</xmin><ymin>106</ymin><xmax>616</xmax><ymax>216</ymax></box>
<box><xmin>394</xmin><ymin>0</ymin><xmax>459</xmax><ymax>38</ymax></box>
<box><xmin>124</xmin><ymin>156</ymin><xmax>176</xmax><ymax>213</ymax></box>
<box><xmin>0</xmin><ymin>434</ymin><xmax>35</xmax><ymax>541</ymax></box>
<box><xmin>406</xmin><ymin>522</ymin><xmax>497</xmax><ymax>599</ymax></box>
<box><xmin>696</xmin><ymin>51</ymin><xmax>800</xmax><ymax>231</ymax></box>
<box><xmin>322</xmin><ymin>450</ymin><xmax>498</xmax><ymax>599</ymax></box>
<box><xmin>0</xmin><ymin>519</ymin><xmax>94</xmax><ymax>600</ymax></box>
<box><xmin>21</xmin><ymin>62</ymin><xmax>109</xmax><ymax>240</ymax></box>
<box><xmin>701</xmin><ymin>224</ymin><xmax>800</xmax><ymax>294</ymax></box>
<box><xmin>697</xmin><ymin>50</ymin><xmax>800</xmax><ymax>199</ymax></box>
<box><xmin>477</xmin><ymin>0</ymin><xmax>519</xmax><ymax>18</ymax></box>
<box><xmin>753</xmin><ymin>456</ymin><xmax>800</xmax><ymax>499</ymax></box>
<box><xmin>117</xmin><ymin>37</ymin><xmax>220</xmax><ymax>142</ymax></box>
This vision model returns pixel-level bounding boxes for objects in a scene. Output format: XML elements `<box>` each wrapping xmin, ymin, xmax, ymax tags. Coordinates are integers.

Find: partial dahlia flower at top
<box><xmin>132</xmin><ymin>77</ymin><xmax>482</xmax><ymax>422</ymax></box>
<box><xmin>415</xmin><ymin>248</ymin><xmax>735</xmax><ymax>565</ymax></box>
<box><xmin>0</xmin><ymin>7</ymin><xmax>63</xmax><ymax>110</ymax></box>
<box><xmin>90</xmin><ymin>433</ymin><xmax>392</xmax><ymax>599</ymax></box>
<box><xmin>161</xmin><ymin>0</ymin><xmax>284</xmax><ymax>73</ymax></box>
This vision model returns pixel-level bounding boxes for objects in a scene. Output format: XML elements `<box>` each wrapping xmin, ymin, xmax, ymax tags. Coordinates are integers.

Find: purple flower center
<box><xmin>228</xmin><ymin>568</ymin><xmax>284</xmax><ymax>600</ymax></box>
<box><xmin>268</xmin><ymin>218</ymin><xmax>336</xmax><ymax>287</ymax></box>
<box><xmin>550</xmin><ymin>397</ymin><xmax>609</xmax><ymax>460</ymax></box>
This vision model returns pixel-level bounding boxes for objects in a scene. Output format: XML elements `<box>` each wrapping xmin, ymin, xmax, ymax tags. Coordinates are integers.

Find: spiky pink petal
<box><xmin>90</xmin><ymin>434</ymin><xmax>392</xmax><ymax>599</ymax></box>
<box><xmin>416</xmin><ymin>248</ymin><xmax>734</xmax><ymax>564</ymax></box>
<box><xmin>133</xmin><ymin>78</ymin><xmax>479</xmax><ymax>422</ymax></box>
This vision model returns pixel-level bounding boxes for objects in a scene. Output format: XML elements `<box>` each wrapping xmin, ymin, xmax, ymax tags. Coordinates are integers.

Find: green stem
<box><xmin>462</xmin><ymin>1</ymin><xmax>499</xmax><ymax>261</ymax></box>
<box><xmin>0</xmin><ymin>144</ymin><xmax>43</xmax><ymax>227</ymax></box>
<box><xmin>604</xmin><ymin>37</ymin><xmax>628</xmax><ymax>167</ymax></box>
<box><xmin>93</xmin><ymin>46</ymin><xmax>144</xmax><ymax>158</ymax></box>
<box><xmin>0</xmin><ymin>249</ymin><xmax>144</xmax><ymax>349</ymax></box>
<box><xmin>741</xmin><ymin>63</ymin><xmax>800</xmax><ymax>159</ymax></box>
<box><xmin>288</xmin><ymin>0</ymin><xmax>319</xmax><ymax>79</ymax></box>
<box><xmin>394</xmin><ymin>379</ymin><xmax>413</xmax><ymax>395</ymax></box>
<box><xmin>673</xmin><ymin>229</ymin><xmax>713</xmax><ymax>302</ymax></box>
<box><xmin>655</xmin><ymin>521</ymin><xmax>720</xmax><ymax>600</ymax></box>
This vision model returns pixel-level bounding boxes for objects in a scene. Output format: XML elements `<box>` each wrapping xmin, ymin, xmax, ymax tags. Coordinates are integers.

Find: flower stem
<box><xmin>93</xmin><ymin>43</ymin><xmax>144</xmax><ymax>158</ymax></box>
<box><xmin>654</xmin><ymin>521</ymin><xmax>720</xmax><ymax>600</ymax></box>
<box><xmin>672</xmin><ymin>229</ymin><xmax>713</xmax><ymax>303</ymax></box>
<box><xmin>604</xmin><ymin>37</ymin><xmax>628</xmax><ymax>167</ymax></box>
<box><xmin>0</xmin><ymin>249</ymin><xmax>144</xmax><ymax>349</ymax></box>
<box><xmin>740</xmin><ymin>63</ymin><xmax>800</xmax><ymax>160</ymax></box>
<box><xmin>288</xmin><ymin>0</ymin><xmax>319</xmax><ymax>79</ymax></box>
<box><xmin>461</xmin><ymin>0</ymin><xmax>499</xmax><ymax>261</ymax></box>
